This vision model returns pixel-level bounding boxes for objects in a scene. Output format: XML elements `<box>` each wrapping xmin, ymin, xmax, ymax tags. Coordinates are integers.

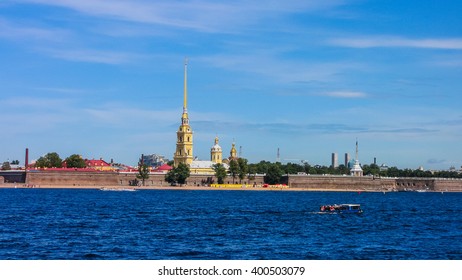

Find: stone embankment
<box><xmin>1</xmin><ymin>170</ymin><xmax>461</xmax><ymax>192</ymax></box>
<box><xmin>285</xmin><ymin>174</ymin><xmax>462</xmax><ymax>192</ymax></box>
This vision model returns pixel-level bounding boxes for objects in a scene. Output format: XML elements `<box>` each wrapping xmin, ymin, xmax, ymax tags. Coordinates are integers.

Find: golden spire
<box><xmin>183</xmin><ymin>57</ymin><xmax>188</xmax><ymax>113</ymax></box>
<box><xmin>181</xmin><ymin>58</ymin><xmax>189</xmax><ymax>125</ymax></box>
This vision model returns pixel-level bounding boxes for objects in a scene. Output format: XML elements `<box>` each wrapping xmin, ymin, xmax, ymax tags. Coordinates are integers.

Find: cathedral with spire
<box><xmin>173</xmin><ymin>59</ymin><xmax>237</xmax><ymax>174</ymax></box>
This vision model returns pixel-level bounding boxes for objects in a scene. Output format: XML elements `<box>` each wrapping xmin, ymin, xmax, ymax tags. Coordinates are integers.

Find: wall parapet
<box><xmin>19</xmin><ymin>171</ymin><xmax>462</xmax><ymax>191</ymax></box>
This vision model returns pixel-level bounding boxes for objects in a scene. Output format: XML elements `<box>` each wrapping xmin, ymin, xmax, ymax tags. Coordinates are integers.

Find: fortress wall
<box><xmin>191</xmin><ymin>175</ymin><xmax>265</xmax><ymax>186</ymax></box>
<box><xmin>433</xmin><ymin>179</ymin><xmax>462</xmax><ymax>192</ymax></box>
<box><xmin>25</xmin><ymin>171</ymin><xmax>265</xmax><ymax>187</ymax></box>
<box><xmin>286</xmin><ymin>175</ymin><xmax>396</xmax><ymax>191</ymax></box>
<box><xmin>27</xmin><ymin>171</ymin><xmax>119</xmax><ymax>186</ymax></box>
<box><xmin>22</xmin><ymin>171</ymin><xmax>462</xmax><ymax>191</ymax></box>
<box><xmin>0</xmin><ymin>171</ymin><xmax>26</xmax><ymax>183</ymax></box>
<box><xmin>395</xmin><ymin>178</ymin><xmax>435</xmax><ymax>191</ymax></box>
<box><xmin>117</xmin><ymin>173</ymin><xmax>264</xmax><ymax>186</ymax></box>
<box><xmin>116</xmin><ymin>173</ymin><xmax>164</xmax><ymax>186</ymax></box>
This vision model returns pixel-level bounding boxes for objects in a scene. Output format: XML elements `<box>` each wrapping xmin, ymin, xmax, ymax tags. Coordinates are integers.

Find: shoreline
<box><xmin>1</xmin><ymin>183</ymin><xmax>458</xmax><ymax>192</ymax></box>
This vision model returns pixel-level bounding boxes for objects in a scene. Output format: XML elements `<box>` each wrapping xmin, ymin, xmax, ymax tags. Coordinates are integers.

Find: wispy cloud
<box><xmin>199</xmin><ymin>54</ymin><xmax>364</xmax><ymax>84</ymax></box>
<box><xmin>192</xmin><ymin>119</ymin><xmax>438</xmax><ymax>136</ymax></box>
<box><xmin>319</xmin><ymin>91</ymin><xmax>368</xmax><ymax>98</ymax></box>
<box><xmin>40</xmin><ymin>48</ymin><xmax>145</xmax><ymax>64</ymax></box>
<box><xmin>0</xmin><ymin>18</ymin><xmax>67</xmax><ymax>42</ymax></box>
<box><xmin>0</xmin><ymin>17</ymin><xmax>144</xmax><ymax>64</ymax></box>
<box><xmin>427</xmin><ymin>158</ymin><xmax>447</xmax><ymax>165</ymax></box>
<box><xmin>84</xmin><ymin>106</ymin><xmax>179</xmax><ymax>127</ymax></box>
<box><xmin>15</xmin><ymin>0</ymin><xmax>345</xmax><ymax>33</ymax></box>
<box><xmin>329</xmin><ymin>36</ymin><xmax>462</xmax><ymax>50</ymax></box>
<box><xmin>31</xmin><ymin>87</ymin><xmax>93</xmax><ymax>95</ymax></box>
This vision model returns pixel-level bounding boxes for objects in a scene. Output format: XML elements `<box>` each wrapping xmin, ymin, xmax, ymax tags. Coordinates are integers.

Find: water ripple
<box><xmin>0</xmin><ymin>189</ymin><xmax>461</xmax><ymax>259</ymax></box>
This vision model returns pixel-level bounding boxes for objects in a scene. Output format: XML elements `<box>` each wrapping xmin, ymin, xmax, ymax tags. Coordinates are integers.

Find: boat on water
<box><xmin>100</xmin><ymin>187</ymin><xmax>136</xmax><ymax>192</ymax></box>
<box><xmin>319</xmin><ymin>204</ymin><xmax>363</xmax><ymax>214</ymax></box>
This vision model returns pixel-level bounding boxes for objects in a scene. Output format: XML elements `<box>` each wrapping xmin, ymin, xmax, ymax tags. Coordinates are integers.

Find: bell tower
<box><xmin>173</xmin><ymin>59</ymin><xmax>193</xmax><ymax>167</ymax></box>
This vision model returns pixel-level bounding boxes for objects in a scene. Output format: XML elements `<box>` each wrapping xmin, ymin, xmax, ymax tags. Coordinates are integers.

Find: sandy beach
<box><xmin>0</xmin><ymin>183</ymin><xmax>384</xmax><ymax>192</ymax></box>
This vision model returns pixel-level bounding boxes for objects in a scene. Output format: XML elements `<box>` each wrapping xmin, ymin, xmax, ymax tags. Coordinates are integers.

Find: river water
<box><xmin>0</xmin><ymin>189</ymin><xmax>461</xmax><ymax>259</ymax></box>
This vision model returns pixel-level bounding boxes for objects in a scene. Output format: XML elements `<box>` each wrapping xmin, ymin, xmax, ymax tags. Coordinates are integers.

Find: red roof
<box><xmin>30</xmin><ymin>168</ymin><xmax>98</xmax><ymax>172</ymax></box>
<box><xmin>156</xmin><ymin>164</ymin><xmax>173</xmax><ymax>171</ymax></box>
<box><xmin>85</xmin><ymin>159</ymin><xmax>110</xmax><ymax>167</ymax></box>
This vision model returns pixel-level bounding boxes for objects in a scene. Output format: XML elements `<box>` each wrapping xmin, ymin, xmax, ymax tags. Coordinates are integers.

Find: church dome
<box><xmin>230</xmin><ymin>142</ymin><xmax>237</xmax><ymax>158</ymax></box>
<box><xmin>211</xmin><ymin>136</ymin><xmax>222</xmax><ymax>152</ymax></box>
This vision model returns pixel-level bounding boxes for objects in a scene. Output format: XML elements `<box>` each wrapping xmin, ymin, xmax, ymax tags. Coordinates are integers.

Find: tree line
<box><xmin>9</xmin><ymin>151</ymin><xmax>460</xmax><ymax>183</ymax></box>
<box><xmin>33</xmin><ymin>152</ymin><xmax>87</xmax><ymax>168</ymax></box>
<box><xmin>163</xmin><ymin>159</ymin><xmax>461</xmax><ymax>186</ymax></box>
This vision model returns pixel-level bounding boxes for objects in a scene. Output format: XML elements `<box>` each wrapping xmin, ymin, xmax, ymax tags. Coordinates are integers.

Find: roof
<box><xmin>29</xmin><ymin>168</ymin><xmax>99</xmax><ymax>172</ymax></box>
<box><xmin>85</xmin><ymin>159</ymin><xmax>110</xmax><ymax>167</ymax></box>
<box><xmin>190</xmin><ymin>160</ymin><xmax>229</xmax><ymax>169</ymax></box>
<box><xmin>211</xmin><ymin>143</ymin><xmax>222</xmax><ymax>152</ymax></box>
<box><xmin>156</xmin><ymin>164</ymin><xmax>173</xmax><ymax>171</ymax></box>
<box><xmin>190</xmin><ymin>160</ymin><xmax>215</xmax><ymax>169</ymax></box>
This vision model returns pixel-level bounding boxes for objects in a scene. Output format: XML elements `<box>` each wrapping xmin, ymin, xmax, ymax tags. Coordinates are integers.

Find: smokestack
<box><xmin>25</xmin><ymin>148</ymin><xmax>29</xmax><ymax>170</ymax></box>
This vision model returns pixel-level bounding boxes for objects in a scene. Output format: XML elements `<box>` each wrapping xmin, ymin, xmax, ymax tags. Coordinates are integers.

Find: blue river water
<box><xmin>0</xmin><ymin>188</ymin><xmax>461</xmax><ymax>260</ymax></box>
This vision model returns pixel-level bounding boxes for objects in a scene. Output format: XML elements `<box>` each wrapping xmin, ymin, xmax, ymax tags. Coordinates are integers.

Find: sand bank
<box><xmin>1</xmin><ymin>183</ymin><xmax>382</xmax><ymax>192</ymax></box>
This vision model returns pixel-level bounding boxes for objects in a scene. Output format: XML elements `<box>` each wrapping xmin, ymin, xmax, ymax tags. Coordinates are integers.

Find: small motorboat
<box><xmin>319</xmin><ymin>204</ymin><xmax>363</xmax><ymax>214</ymax></box>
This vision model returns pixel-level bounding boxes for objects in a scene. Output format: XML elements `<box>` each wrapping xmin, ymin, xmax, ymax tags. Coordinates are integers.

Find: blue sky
<box><xmin>1</xmin><ymin>0</ymin><xmax>461</xmax><ymax>170</ymax></box>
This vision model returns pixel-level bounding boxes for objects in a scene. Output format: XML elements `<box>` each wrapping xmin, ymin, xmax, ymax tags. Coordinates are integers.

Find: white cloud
<box><xmin>321</xmin><ymin>91</ymin><xmax>368</xmax><ymax>98</ymax></box>
<box><xmin>198</xmin><ymin>53</ymin><xmax>364</xmax><ymax>84</ymax></box>
<box><xmin>39</xmin><ymin>48</ymin><xmax>146</xmax><ymax>64</ymax></box>
<box><xmin>329</xmin><ymin>36</ymin><xmax>462</xmax><ymax>50</ymax></box>
<box><xmin>0</xmin><ymin>18</ymin><xmax>67</xmax><ymax>42</ymax></box>
<box><xmin>15</xmin><ymin>0</ymin><xmax>345</xmax><ymax>33</ymax></box>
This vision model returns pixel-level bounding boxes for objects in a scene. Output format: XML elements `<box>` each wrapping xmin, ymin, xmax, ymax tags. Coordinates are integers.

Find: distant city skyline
<box><xmin>1</xmin><ymin>1</ymin><xmax>461</xmax><ymax>170</ymax></box>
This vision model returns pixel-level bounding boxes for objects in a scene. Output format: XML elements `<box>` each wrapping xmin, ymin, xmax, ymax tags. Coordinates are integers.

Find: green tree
<box><xmin>250</xmin><ymin>160</ymin><xmax>271</xmax><ymax>174</ymax></box>
<box><xmin>65</xmin><ymin>154</ymin><xmax>86</xmax><ymax>168</ymax></box>
<box><xmin>228</xmin><ymin>160</ymin><xmax>239</xmax><ymax>183</ymax></box>
<box><xmin>386</xmin><ymin>166</ymin><xmax>400</xmax><ymax>177</ymax></box>
<box><xmin>137</xmin><ymin>163</ymin><xmax>150</xmax><ymax>186</ymax></box>
<box><xmin>35</xmin><ymin>152</ymin><xmax>62</xmax><ymax>168</ymax></box>
<box><xmin>283</xmin><ymin>162</ymin><xmax>304</xmax><ymax>174</ymax></box>
<box><xmin>212</xmin><ymin>163</ymin><xmax>227</xmax><ymax>184</ymax></box>
<box><xmin>337</xmin><ymin>164</ymin><xmax>349</xmax><ymax>175</ymax></box>
<box><xmin>362</xmin><ymin>163</ymin><xmax>380</xmax><ymax>176</ymax></box>
<box><xmin>265</xmin><ymin>164</ymin><xmax>283</xmax><ymax>184</ymax></box>
<box><xmin>237</xmin><ymin>158</ymin><xmax>248</xmax><ymax>181</ymax></box>
<box><xmin>1</xmin><ymin>162</ymin><xmax>11</xmax><ymax>170</ymax></box>
<box><xmin>313</xmin><ymin>165</ymin><xmax>329</xmax><ymax>175</ymax></box>
<box><xmin>165</xmin><ymin>163</ymin><xmax>190</xmax><ymax>185</ymax></box>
